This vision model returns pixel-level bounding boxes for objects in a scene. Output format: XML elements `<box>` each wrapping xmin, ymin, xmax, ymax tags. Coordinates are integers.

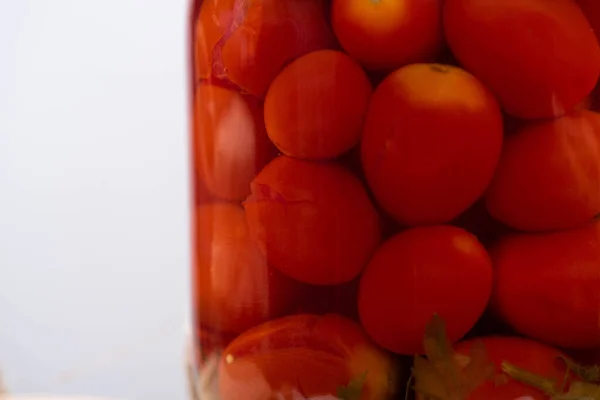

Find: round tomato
<box><xmin>444</xmin><ymin>0</ymin><xmax>600</xmax><ymax>119</ymax></box>
<box><xmin>193</xmin><ymin>202</ymin><xmax>301</xmax><ymax>334</ymax></box>
<box><xmin>264</xmin><ymin>50</ymin><xmax>372</xmax><ymax>160</ymax></box>
<box><xmin>491</xmin><ymin>220</ymin><xmax>600</xmax><ymax>349</ymax></box>
<box><xmin>196</xmin><ymin>0</ymin><xmax>336</xmax><ymax>96</ymax></box>
<box><xmin>193</xmin><ymin>84</ymin><xmax>276</xmax><ymax>201</ymax></box>
<box><xmin>219</xmin><ymin>314</ymin><xmax>398</xmax><ymax>400</ymax></box>
<box><xmin>453</xmin><ymin>337</ymin><xmax>577</xmax><ymax>400</ymax></box>
<box><xmin>361</xmin><ymin>63</ymin><xmax>503</xmax><ymax>226</ymax></box>
<box><xmin>358</xmin><ymin>225</ymin><xmax>492</xmax><ymax>355</ymax></box>
<box><xmin>485</xmin><ymin>110</ymin><xmax>600</xmax><ymax>232</ymax></box>
<box><xmin>244</xmin><ymin>156</ymin><xmax>381</xmax><ymax>286</ymax></box>
<box><xmin>331</xmin><ymin>0</ymin><xmax>443</xmax><ymax>71</ymax></box>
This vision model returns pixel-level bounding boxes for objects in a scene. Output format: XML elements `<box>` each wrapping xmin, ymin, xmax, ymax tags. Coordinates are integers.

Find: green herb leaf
<box><xmin>557</xmin><ymin>356</ymin><xmax>600</xmax><ymax>383</ymax></box>
<box><xmin>337</xmin><ymin>371</ymin><xmax>368</xmax><ymax>400</ymax></box>
<box><xmin>551</xmin><ymin>381</ymin><xmax>600</xmax><ymax>400</ymax></box>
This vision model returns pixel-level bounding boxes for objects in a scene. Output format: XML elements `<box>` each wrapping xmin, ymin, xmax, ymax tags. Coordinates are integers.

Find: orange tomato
<box><xmin>491</xmin><ymin>221</ymin><xmax>600</xmax><ymax>349</ymax></box>
<box><xmin>244</xmin><ymin>156</ymin><xmax>381</xmax><ymax>286</ymax></box>
<box><xmin>196</xmin><ymin>0</ymin><xmax>336</xmax><ymax>96</ymax></box>
<box><xmin>219</xmin><ymin>314</ymin><xmax>398</xmax><ymax>400</ymax></box>
<box><xmin>444</xmin><ymin>0</ymin><xmax>600</xmax><ymax>119</ymax></box>
<box><xmin>331</xmin><ymin>0</ymin><xmax>443</xmax><ymax>71</ymax></box>
<box><xmin>361</xmin><ymin>63</ymin><xmax>503</xmax><ymax>226</ymax></box>
<box><xmin>193</xmin><ymin>84</ymin><xmax>276</xmax><ymax>201</ymax></box>
<box><xmin>194</xmin><ymin>203</ymin><xmax>301</xmax><ymax>334</ymax></box>
<box><xmin>454</xmin><ymin>337</ymin><xmax>577</xmax><ymax>400</ymax></box>
<box><xmin>485</xmin><ymin>110</ymin><xmax>600</xmax><ymax>232</ymax></box>
<box><xmin>358</xmin><ymin>226</ymin><xmax>492</xmax><ymax>355</ymax></box>
<box><xmin>264</xmin><ymin>50</ymin><xmax>372</xmax><ymax>160</ymax></box>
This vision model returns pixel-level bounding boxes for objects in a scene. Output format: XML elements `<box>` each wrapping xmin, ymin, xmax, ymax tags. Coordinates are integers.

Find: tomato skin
<box><xmin>358</xmin><ymin>226</ymin><xmax>492</xmax><ymax>355</ymax></box>
<box><xmin>491</xmin><ymin>221</ymin><xmax>600</xmax><ymax>349</ymax></box>
<box><xmin>444</xmin><ymin>0</ymin><xmax>600</xmax><ymax>119</ymax></box>
<box><xmin>331</xmin><ymin>0</ymin><xmax>443</xmax><ymax>71</ymax></box>
<box><xmin>578</xmin><ymin>0</ymin><xmax>600</xmax><ymax>44</ymax></box>
<box><xmin>193</xmin><ymin>84</ymin><xmax>277</xmax><ymax>201</ymax></box>
<box><xmin>485</xmin><ymin>110</ymin><xmax>600</xmax><ymax>232</ymax></box>
<box><xmin>195</xmin><ymin>0</ymin><xmax>336</xmax><ymax>96</ymax></box>
<box><xmin>361</xmin><ymin>63</ymin><xmax>503</xmax><ymax>226</ymax></box>
<box><xmin>454</xmin><ymin>337</ymin><xmax>576</xmax><ymax>400</ymax></box>
<box><xmin>264</xmin><ymin>50</ymin><xmax>372</xmax><ymax>160</ymax></box>
<box><xmin>244</xmin><ymin>156</ymin><xmax>381</xmax><ymax>286</ymax></box>
<box><xmin>219</xmin><ymin>314</ymin><xmax>398</xmax><ymax>400</ymax></box>
<box><xmin>194</xmin><ymin>203</ymin><xmax>302</xmax><ymax>334</ymax></box>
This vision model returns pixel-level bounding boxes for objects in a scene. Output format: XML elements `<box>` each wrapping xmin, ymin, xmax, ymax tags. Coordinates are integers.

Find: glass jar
<box><xmin>188</xmin><ymin>1</ymin><xmax>600</xmax><ymax>399</ymax></box>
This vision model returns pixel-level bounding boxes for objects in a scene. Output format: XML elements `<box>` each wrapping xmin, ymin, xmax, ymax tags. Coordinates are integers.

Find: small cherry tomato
<box><xmin>358</xmin><ymin>225</ymin><xmax>492</xmax><ymax>355</ymax></box>
<box><xmin>219</xmin><ymin>314</ymin><xmax>398</xmax><ymax>400</ymax></box>
<box><xmin>361</xmin><ymin>63</ymin><xmax>503</xmax><ymax>226</ymax></box>
<box><xmin>454</xmin><ymin>337</ymin><xmax>577</xmax><ymax>400</ymax></box>
<box><xmin>444</xmin><ymin>0</ymin><xmax>600</xmax><ymax>119</ymax></box>
<box><xmin>264</xmin><ymin>50</ymin><xmax>372</xmax><ymax>160</ymax></box>
<box><xmin>193</xmin><ymin>203</ymin><xmax>301</xmax><ymax>334</ymax></box>
<box><xmin>331</xmin><ymin>0</ymin><xmax>443</xmax><ymax>71</ymax></box>
<box><xmin>491</xmin><ymin>220</ymin><xmax>600</xmax><ymax>349</ymax></box>
<box><xmin>244</xmin><ymin>156</ymin><xmax>381</xmax><ymax>286</ymax></box>
<box><xmin>485</xmin><ymin>110</ymin><xmax>600</xmax><ymax>232</ymax></box>
<box><xmin>193</xmin><ymin>84</ymin><xmax>276</xmax><ymax>201</ymax></box>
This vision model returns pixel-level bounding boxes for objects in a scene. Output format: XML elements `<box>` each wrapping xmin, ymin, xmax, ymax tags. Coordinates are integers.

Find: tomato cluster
<box><xmin>190</xmin><ymin>0</ymin><xmax>600</xmax><ymax>398</ymax></box>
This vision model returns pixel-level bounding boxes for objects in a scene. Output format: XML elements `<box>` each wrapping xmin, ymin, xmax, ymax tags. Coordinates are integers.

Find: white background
<box><xmin>0</xmin><ymin>0</ymin><xmax>191</xmax><ymax>398</ymax></box>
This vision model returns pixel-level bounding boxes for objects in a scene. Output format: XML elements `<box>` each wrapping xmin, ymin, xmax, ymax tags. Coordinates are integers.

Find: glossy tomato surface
<box><xmin>361</xmin><ymin>63</ymin><xmax>503</xmax><ymax>226</ymax></box>
<box><xmin>331</xmin><ymin>0</ymin><xmax>443</xmax><ymax>71</ymax></box>
<box><xmin>358</xmin><ymin>225</ymin><xmax>492</xmax><ymax>355</ymax></box>
<box><xmin>485</xmin><ymin>110</ymin><xmax>600</xmax><ymax>232</ymax></box>
<box><xmin>444</xmin><ymin>0</ymin><xmax>600</xmax><ymax>119</ymax></box>
<box><xmin>491</xmin><ymin>221</ymin><xmax>600</xmax><ymax>349</ymax></box>
<box><xmin>219</xmin><ymin>314</ymin><xmax>398</xmax><ymax>400</ymax></box>
<box><xmin>244</xmin><ymin>156</ymin><xmax>381</xmax><ymax>286</ymax></box>
<box><xmin>264</xmin><ymin>50</ymin><xmax>372</xmax><ymax>160</ymax></box>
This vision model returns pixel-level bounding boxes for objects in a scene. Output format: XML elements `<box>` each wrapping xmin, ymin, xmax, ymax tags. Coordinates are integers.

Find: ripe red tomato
<box><xmin>195</xmin><ymin>0</ymin><xmax>336</xmax><ymax>96</ymax></box>
<box><xmin>219</xmin><ymin>314</ymin><xmax>398</xmax><ymax>400</ymax></box>
<box><xmin>444</xmin><ymin>0</ymin><xmax>600</xmax><ymax>119</ymax></box>
<box><xmin>485</xmin><ymin>110</ymin><xmax>600</xmax><ymax>232</ymax></box>
<box><xmin>264</xmin><ymin>50</ymin><xmax>372</xmax><ymax>160</ymax></box>
<box><xmin>193</xmin><ymin>84</ymin><xmax>276</xmax><ymax>201</ymax></box>
<box><xmin>491</xmin><ymin>221</ymin><xmax>600</xmax><ymax>349</ymax></box>
<box><xmin>193</xmin><ymin>203</ymin><xmax>302</xmax><ymax>334</ymax></box>
<box><xmin>358</xmin><ymin>226</ymin><xmax>492</xmax><ymax>355</ymax></box>
<box><xmin>361</xmin><ymin>63</ymin><xmax>503</xmax><ymax>226</ymax></box>
<box><xmin>454</xmin><ymin>337</ymin><xmax>577</xmax><ymax>400</ymax></box>
<box><xmin>244</xmin><ymin>156</ymin><xmax>381</xmax><ymax>286</ymax></box>
<box><xmin>331</xmin><ymin>0</ymin><xmax>443</xmax><ymax>71</ymax></box>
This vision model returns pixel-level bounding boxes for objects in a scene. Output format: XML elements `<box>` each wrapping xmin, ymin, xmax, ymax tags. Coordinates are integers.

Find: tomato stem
<box><xmin>501</xmin><ymin>361</ymin><xmax>558</xmax><ymax>395</ymax></box>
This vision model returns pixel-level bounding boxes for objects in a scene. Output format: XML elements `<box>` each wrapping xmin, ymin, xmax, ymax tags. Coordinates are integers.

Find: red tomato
<box><xmin>454</xmin><ymin>337</ymin><xmax>576</xmax><ymax>400</ymax></box>
<box><xmin>193</xmin><ymin>84</ymin><xmax>276</xmax><ymax>201</ymax></box>
<box><xmin>193</xmin><ymin>203</ymin><xmax>301</xmax><ymax>334</ymax></box>
<box><xmin>196</xmin><ymin>0</ymin><xmax>336</xmax><ymax>96</ymax></box>
<box><xmin>361</xmin><ymin>63</ymin><xmax>503</xmax><ymax>226</ymax></box>
<box><xmin>219</xmin><ymin>314</ymin><xmax>398</xmax><ymax>400</ymax></box>
<box><xmin>358</xmin><ymin>226</ymin><xmax>492</xmax><ymax>355</ymax></box>
<box><xmin>444</xmin><ymin>0</ymin><xmax>600</xmax><ymax>119</ymax></box>
<box><xmin>485</xmin><ymin>110</ymin><xmax>600</xmax><ymax>232</ymax></box>
<box><xmin>244</xmin><ymin>156</ymin><xmax>381</xmax><ymax>286</ymax></box>
<box><xmin>264</xmin><ymin>50</ymin><xmax>372</xmax><ymax>160</ymax></box>
<box><xmin>331</xmin><ymin>0</ymin><xmax>443</xmax><ymax>71</ymax></box>
<box><xmin>491</xmin><ymin>221</ymin><xmax>600</xmax><ymax>349</ymax></box>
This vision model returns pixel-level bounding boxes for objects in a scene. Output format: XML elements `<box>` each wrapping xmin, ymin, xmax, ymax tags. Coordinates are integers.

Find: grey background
<box><xmin>0</xmin><ymin>0</ymin><xmax>191</xmax><ymax>398</ymax></box>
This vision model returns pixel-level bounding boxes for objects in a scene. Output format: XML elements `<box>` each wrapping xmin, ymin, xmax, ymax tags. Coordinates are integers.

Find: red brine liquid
<box><xmin>188</xmin><ymin>1</ymin><xmax>600</xmax><ymax>399</ymax></box>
